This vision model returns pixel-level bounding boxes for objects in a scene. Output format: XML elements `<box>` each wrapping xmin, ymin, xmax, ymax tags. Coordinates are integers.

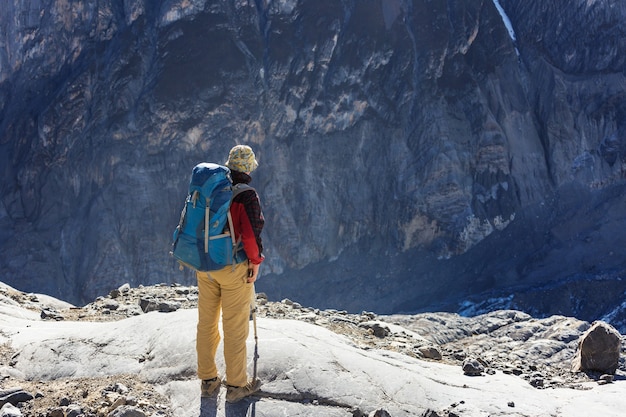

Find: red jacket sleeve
<box><xmin>230</xmin><ymin>190</ymin><xmax>264</xmax><ymax>264</ymax></box>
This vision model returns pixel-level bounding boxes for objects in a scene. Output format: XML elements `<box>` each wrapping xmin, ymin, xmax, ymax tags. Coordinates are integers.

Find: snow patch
<box><xmin>458</xmin><ymin>295</ymin><xmax>515</xmax><ymax>317</ymax></box>
<box><xmin>491</xmin><ymin>0</ymin><xmax>517</xmax><ymax>41</ymax></box>
<box><xmin>491</xmin><ymin>0</ymin><xmax>521</xmax><ymax>57</ymax></box>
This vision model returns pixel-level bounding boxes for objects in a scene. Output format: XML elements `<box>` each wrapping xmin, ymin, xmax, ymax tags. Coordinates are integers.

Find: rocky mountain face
<box><xmin>1</xmin><ymin>0</ymin><xmax>625</xmax><ymax>328</ymax></box>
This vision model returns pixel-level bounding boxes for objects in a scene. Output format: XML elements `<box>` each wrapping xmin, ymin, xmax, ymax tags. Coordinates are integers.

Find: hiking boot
<box><xmin>225</xmin><ymin>379</ymin><xmax>261</xmax><ymax>403</ymax></box>
<box><xmin>201</xmin><ymin>377</ymin><xmax>221</xmax><ymax>397</ymax></box>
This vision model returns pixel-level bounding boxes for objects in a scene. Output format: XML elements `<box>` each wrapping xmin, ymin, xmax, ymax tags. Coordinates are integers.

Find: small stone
<box><xmin>47</xmin><ymin>408</ymin><xmax>64</xmax><ymax>417</ymax></box>
<box><xmin>361</xmin><ymin>311</ymin><xmax>376</xmax><ymax>320</ymax></box>
<box><xmin>359</xmin><ymin>322</ymin><xmax>390</xmax><ymax>338</ymax></box>
<box><xmin>0</xmin><ymin>388</ymin><xmax>34</xmax><ymax>406</ymax></box>
<box><xmin>103</xmin><ymin>300</ymin><xmax>120</xmax><ymax>310</ymax></box>
<box><xmin>65</xmin><ymin>404</ymin><xmax>83</xmax><ymax>417</ymax></box>
<box><xmin>107</xmin><ymin>405</ymin><xmax>147</xmax><ymax>417</ymax></box>
<box><xmin>139</xmin><ymin>298</ymin><xmax>158</xmax><ymax>313</ymax></box>
<box><xmin>111</xmin><ymin>396</ymin><xmax>126</xmax><ymax>410</ymax></box>
<box><xmin>158</xmin><ymin>301</ymin><xmax>180</xmax><ymax>313</ymax></box>
<box><xmin>59</xmin><ymin>397</ymin><xmax>71</xmax><ymax>406</ymax></box>
<box><xmin>507</xmin><ymin>401</ymin><xmax>515</xmax><ymax>407</ymax></box>
<box><xmin>114</xmin><ymin>383</ymin><xmax>129</xmax><ymax>395</ymax></box>
<box><xmin>0</xmin><ymin>403</ymin><xmax>22</xmax><ymax>417</ymax></box>
<box><xmin>598</xmin><ymin>374</ymin><xmax>614</xmax><ymax>385</ymax></box>
<box><xmin>40</xmin><ymin>309</ymin><xmax>64</xmax><ymax>321</ymax></box>
<box><xmin>418</xmin><ymin>346</ymin><xmax>442</xmax><ymax>360</ymax></box>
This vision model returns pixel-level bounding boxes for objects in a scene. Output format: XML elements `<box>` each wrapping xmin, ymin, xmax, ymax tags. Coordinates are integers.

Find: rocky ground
<box><xmin>1</xmin><ymin>282</ymin><xmax>625</xmax><ymax>417</ymax></box>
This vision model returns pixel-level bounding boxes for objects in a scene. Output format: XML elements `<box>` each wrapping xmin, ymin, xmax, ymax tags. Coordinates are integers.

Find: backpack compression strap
<box><xmin>205</xmin><ymin>196</ymin><xmax>210</xmax><ymax>254</ymax></box>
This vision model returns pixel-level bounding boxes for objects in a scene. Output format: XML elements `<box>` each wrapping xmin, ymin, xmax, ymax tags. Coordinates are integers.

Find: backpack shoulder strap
<box><xmin>231</xmin><ymin>183</ymin><xmax>255</xmax><ymax>199</ymax></box>
<box><xmin>226</xmin><ymin>183</ymin><xmax>256</xmax><ymax>267</ymax></box>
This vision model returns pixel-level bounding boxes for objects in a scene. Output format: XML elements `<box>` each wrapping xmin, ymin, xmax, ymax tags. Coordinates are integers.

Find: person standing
<box><xmin>196</xmin><ymin>145</ymin><xmax>264</xmax><ymax>403</ymax></box>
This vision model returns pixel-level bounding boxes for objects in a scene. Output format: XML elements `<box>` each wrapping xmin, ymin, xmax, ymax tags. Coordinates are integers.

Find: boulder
<box><xmin>572</xmin><ymin>321</ymin><xmax>622</xmax><ymax>374</ymax></box>
<box><xmin>462</xmin><ymin>358</ymin><xmax>484</xmax><ymax>376</ymax></box>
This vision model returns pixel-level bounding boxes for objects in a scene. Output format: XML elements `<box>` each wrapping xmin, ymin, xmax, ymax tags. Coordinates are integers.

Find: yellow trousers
<box><xmin>196</xmin><ymin>262</ymin><xmax>253</xmax><ymax>387</ymax></box>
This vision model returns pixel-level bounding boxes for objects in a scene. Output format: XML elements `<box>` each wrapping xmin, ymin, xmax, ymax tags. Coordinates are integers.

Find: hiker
<box><xmin>196</xmin><ymin>144</ymin><xmax>265</xmax><ymax>402</ymax></box>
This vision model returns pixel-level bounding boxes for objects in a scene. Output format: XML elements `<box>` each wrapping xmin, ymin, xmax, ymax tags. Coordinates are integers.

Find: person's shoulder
<box><xmin>233</xmin><ymin>185</ymin><xmax>258</xmax><ymax>202</ymax></box>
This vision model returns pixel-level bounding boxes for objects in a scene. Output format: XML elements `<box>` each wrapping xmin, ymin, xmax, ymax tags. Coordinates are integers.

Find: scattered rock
<box><xmin>0</xmin><ymin>403</ymin><xmax>21</xmax><ymax>417</ymax></box>
<box><xmin>108</xmin><ymin>405</ymin><xmax>147</xmax><ymax>417</ymax></box>
<box><xmin>369</xmin><ymin>409</ymin><xmax>391</xmax><ymax>417</ymax></box>
<box><xmin>118</xmin><ymin>283</ymin><xmax>131</xmax><ymax>294</ymax></box>
<box><xmin>110</xmin><ymin>396</ymin><xmax>127</xmax><ymax>410</ymax></box>
<box><xmin>350</xmin><ymin>407</ymin><xmax>366</xmax><ymax>417</ymax></box>
<box><xmin>598</xmin><ymin>374</ymin><xmax>614</xmax><ymax>385</ymax></box>
<box><xmin>103</xmin><ymin>300</ymin><xmax>120</xmax><ymax>311</ymax></box>
<box><xmin>157</xmin><ymin>301</ymin><xmax>180</xmax><ymax>313</ymax></box>
<box><xmin>462</xmin><ymin>358</ymin><xmax>484</xmax><ymax>376</ymax></box>
<box><xmin>572</xmin><ymin>321</ymin><xmax>622</xmax><ymax>374</ymax></box>
<box><xmin>359</xmin><ymin>322</ymin><xmax>390</xmax><ymax>338</ymax></box>
<box><xmin>40</xmin><ymin>309</ymin><xmax>64</xmax><ymax>321</ymax></box>
<box><xmin>138</xmin><ymin>297</ymin><xmax>180</xmax><ymax>314</ymax></box>
<box><xmin>47</xmin><ymin>408</ymin><xmax>64</xmax><ymax>417</ymax></box>
<box><xmin>0</xmin><ymin>388</ymin><xmax>34</xmax><ymax>407</ymax></box>
<box><xmin>113</xmin><ymin>383</ymin><xmax>130</xmax><ymax>395</ymax></box>
<box><xmin>418</xmin><ymin>346</ymin><xmax>442</xmax><ymax>360</ymax></box>
<box><xmin>361</xmin><ymin>311</ymin><xmax>376</xmax><ymax>320</ymax></box>
<box><xmin>65</xmin><ymin>404</ymin><xmax>83</xmax><ymax>417</ymax></box>
<box><xmin>529</xmin><ymin>376</ymin><xmax>544</xmax><ymax>388</ymax></box>
<box><xmin>139</xmin><ymin>298</ymin><xmax>158</xmax><ymax>313</ymax></box>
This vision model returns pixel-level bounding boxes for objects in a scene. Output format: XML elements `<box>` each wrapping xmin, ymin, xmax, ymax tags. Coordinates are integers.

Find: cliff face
<box><xmin>1</xmin><ymin>0</ymin><xmax>625</xmax><ymax>324</ymax></box>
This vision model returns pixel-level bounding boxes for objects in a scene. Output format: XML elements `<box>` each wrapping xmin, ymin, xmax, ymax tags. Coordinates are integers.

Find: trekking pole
<box><xmin>252</xmin><ymin>292</ymin><xmax>259</xmax><ymax>381</ymax></box>
<box><xmin>250</xmin><ymin>269</ymin><xmax>260</xmax><ymax>381</ymax></box>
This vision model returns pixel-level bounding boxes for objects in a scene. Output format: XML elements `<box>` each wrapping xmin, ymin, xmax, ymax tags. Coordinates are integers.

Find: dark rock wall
<box><xmin>502</xmin><ymin>0</ymin><xmax>626</xmax><ymax>186</ymax></box>
<box><xmin>0</xmin><ymin>1</ymin><xmax>624</xmax><ymax>325</ymax></box>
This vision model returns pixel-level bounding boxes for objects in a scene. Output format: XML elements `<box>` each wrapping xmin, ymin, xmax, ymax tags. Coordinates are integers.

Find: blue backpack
<box><xmin>171</xmin><ymin>163</ymin><xmax>251</xmax><ymax>271</ymax></box>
